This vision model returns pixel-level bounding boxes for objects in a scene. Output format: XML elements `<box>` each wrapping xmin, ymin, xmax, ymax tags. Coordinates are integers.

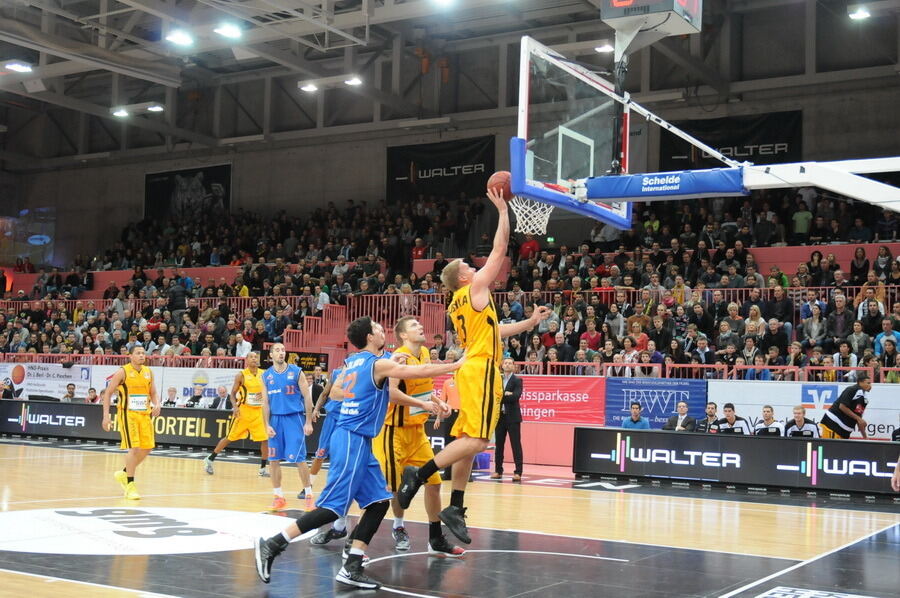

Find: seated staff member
<box><xmin>695</xmin><ymin>402</ymin><xmax>719</xmax><ymax>433</ymax></box>
<box><xmin>754</xmin><ymin>405</ymin><xmax>783</xmax><ymax>436</ymax></box>
<box><xmin>820</xmin><ymin>373</ymin><xmax>871</xmax><ymax>439</ymax></box>
<box><xmin>661</xmin><ymin>401</ymin><xmax>696</xmax><ymax>432</ymax></box>
<box><xmin>621</xmin><ymin>402</ymin><xmax>650</xmax><ymax>429</ymax></box>
<box><xmin>784</xmin><ymin>405</ymin><xmax>820</xmax><ymax>437</ymax></box>
<box><xmin>716</xmin><ymin>403</ymin><xmax>752</xmax><ymax>435</ymax></box>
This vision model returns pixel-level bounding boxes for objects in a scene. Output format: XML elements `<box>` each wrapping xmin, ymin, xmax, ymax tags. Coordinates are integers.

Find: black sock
<box><xmin>345</xmin><ymin>553</ymin><xmax>363</xmax><ymax>569</ymax></box>
<box><xmin>429</xmin><ymin>521</ymin><xmax>442</xmax><ymax>540</ymax></box>
<box><xmin>450</xmin><ymin>489</ymin><xmax>465</xmax><ymax>509</ymax></box>
<box><xmin>208</xmin><ymin>452</ymin><xmax>218</xmax><ymax>461</ymax></box>
<box><xmin>417</xmin><ymin>460</ymin><xmax>439</xmax><ymax>482</ymax></box>
<box><xmin>260</xmin><ymin>459</ymin><xmax>268</xmax><ymax>469</ymax></box>
<box><xmin>268</xmin><ymin>533</ymin><xmax>289</xmax><ymax>549</ymax></box>
<box><xmin>127</xmin><ymin>476</ymin><xmax>134</xmax><ymax>484</ymax></box>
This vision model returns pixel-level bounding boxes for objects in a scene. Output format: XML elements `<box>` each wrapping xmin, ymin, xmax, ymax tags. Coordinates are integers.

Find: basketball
<box><xmin>487</xmin><ymin>171</ymin><xmax>513</xmax><ymax>201</ymax></box>
<box><xmin>11</xmin><ymin>365</ymin><xmax>25</xmax><ymax>385</ymax></box>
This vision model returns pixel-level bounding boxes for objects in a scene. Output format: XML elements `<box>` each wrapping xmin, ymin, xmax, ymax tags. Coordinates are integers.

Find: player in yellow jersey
<box><xmin>102</xmin><ymin>346</ymin><xmax>160</xmax><ymax>500</ymax></box>
<box><xmin>203</xmin><ymin>352</ymin><xmax>275</xmax><ymax>478</ymax></box>
<box><xmin>372</xmin><ymin>316</ymin><xmax>465</xmax><ymax>557</ymax></box>
<box><xmin>397</xmin><ymin>187</ymin><xmax>550</xmax><ymax>544</ymax></box>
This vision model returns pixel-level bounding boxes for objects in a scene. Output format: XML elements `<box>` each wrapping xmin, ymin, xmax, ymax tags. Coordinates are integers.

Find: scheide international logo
<box><xmin>590</xmin><ymin>432</ymin><xmax>741</xmax><ymax>473</ymax></box>
<box><xmin>0</xmin><ymin>508</ymin><xmax>307</xmax><ymax>555</ymax></box>
<box><xmin>775</xmin><ymin>442</ymin><xmax>895</xmax><ymax>486</ymax></box>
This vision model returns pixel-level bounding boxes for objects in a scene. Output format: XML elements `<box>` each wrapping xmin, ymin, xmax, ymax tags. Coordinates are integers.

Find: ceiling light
<box><xmin>848</xmin><ymin>6</ymin><xmax>871</xmax><ymax>20</ymax></box>
<box><xmin>594</xmin><ymin>44</ymin><xmax>614</xmax><ymax>53</ymax></box>
<box><xmin>300</xmin><ymin>83</ymin><xmax>318</xmax><ymax>92</ymax></box>
<box><xmin>112</xmin><ymin>108</ymin><xmax>129</xmax><ymax>118</ymax></box>
<box><xmin>4</xmin><ymin>61</ymin><xmax>33</xmax><ymax>73</ymax></box>
<box><xmin>165</xmin><ymin>29</ymin><xmax>194</xmax><ymax>46</ymax></box>
<box><xmin>344</xmin><ymin>76</ymin><xmax>362</xmax><ymax>86</ymax></box>
<box><xmin>146</xmin><ymin>104</ymin><xmax>164</xmax><ymax>113</ymax></box>
<box><xmin>433</xmin><ymin>0</ymin><xmax>455</xmax><ymax>6</ymax></box>
<box><xmin>213</xmin><ymin>23</ymin><xmax>242</xmax><ymax>39</ymax></box>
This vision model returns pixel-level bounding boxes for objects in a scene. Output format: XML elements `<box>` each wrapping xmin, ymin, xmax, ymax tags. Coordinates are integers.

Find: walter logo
<box><xmin>776</xmin><ymin>442</ymin><xmax>894</xmax><ymax>486</ymax></box>
<box><xmin>0</xmin><ymin>508</ymin><xmax>305</xmax><ymax>555</ymax></box>
<box><xmin>590</xmin><ymin>432</ymin><xmax>740</xmax><ymax>473</ymax></box>
<box><xmin>5</xmin><ymin>404</ymin><xmax>86</xmax><ymax>432</ymax></box>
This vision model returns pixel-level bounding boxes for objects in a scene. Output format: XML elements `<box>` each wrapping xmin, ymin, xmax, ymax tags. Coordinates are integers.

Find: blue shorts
<box><xmin>268</xmin><ymin>413</ymin><xmax>307</xmax><ymax>463</ymax></box>
<box><xmin>315</xmin><ymin>412</ymin><xmax>338</xmax><ymax>459</ymax></box>
<box><xmin>317</xmin><ymin>427</ymin><xmax>391</xmax><ymax>517</ymax></box>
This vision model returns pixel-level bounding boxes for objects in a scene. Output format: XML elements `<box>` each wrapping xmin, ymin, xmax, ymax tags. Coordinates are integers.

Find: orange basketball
<box><xmin>487</xmin><ymin>171</ymin><xmax>513</xmax><ymax>201</ymax></box>
<box><xmin>11</xmin><ymin>364</ymin><xmax>25</xmax><ymax>385</ymax></box>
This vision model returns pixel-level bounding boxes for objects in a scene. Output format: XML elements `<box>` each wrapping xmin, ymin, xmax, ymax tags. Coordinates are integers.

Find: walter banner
<box><xmin>386</xmin><ymin>136</ymin><xmax>494</xmax><ymax>203</ymax></box>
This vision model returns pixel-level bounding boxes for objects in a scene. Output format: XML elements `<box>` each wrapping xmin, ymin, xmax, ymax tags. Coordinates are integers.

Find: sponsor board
<box><xmin>574</xmin><ymin>428</ymin><xmax>898</xmax><ymax>494</ymax></box>
<box><xmin>0</xmin><ymin>362</ymin><xmax>92</xmax><ymax>401</ymax></box>
<box><xmin>605</xmin><ymin>378</ymin><xmax>706</xmax><ymax>428</ymax></box>
<box><xmin>0</xmin><ymin>507</ymin><xmax>298</xmax><ymax>555</ymax></box>
<box><xmin>707</xmin><ymin>380</ymin><xmax>898</xmax><ymax>441</ymax></box>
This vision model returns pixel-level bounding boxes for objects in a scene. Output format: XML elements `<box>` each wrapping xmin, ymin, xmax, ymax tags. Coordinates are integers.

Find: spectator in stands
<box><xmin>881</xmin><ymin>339</ymin><xmax>899</xmax><ymax>369</ymax></box>
<box><xmin>874</xmin><ymin>318</ymin><xmax>898</xmax><ymax>356</ymax></box>
<box><xmin>634</xmin><ymin>351</ymin><xmax>659</xmax><ymax>378</ymax></box>
<box><xmin>847</xmin><ymin>217</ymin><xmax>873</xmax><ymax>244</ymax></box>
<box><xmin>745</xmin><ymin>354</ymin><xmax>772</xmax><ymax>381</ymax></box>
<box><xmin>825</xmin><ymin>294</ymin><xmax>854</xmax><ymax>353</ymax></box>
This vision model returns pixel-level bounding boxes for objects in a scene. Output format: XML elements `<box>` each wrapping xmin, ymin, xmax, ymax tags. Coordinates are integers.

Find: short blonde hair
<box><xmin>440</xmin><ymin>259</ymin><xmax>464</xmax><ymax>292</ymax></box>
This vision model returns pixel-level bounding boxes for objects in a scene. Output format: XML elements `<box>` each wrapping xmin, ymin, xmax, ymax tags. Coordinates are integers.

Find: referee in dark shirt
<box><xmin>819</xmin><ymin>373</ymin><xmax>871</xmax><ymax>439</ymax></box>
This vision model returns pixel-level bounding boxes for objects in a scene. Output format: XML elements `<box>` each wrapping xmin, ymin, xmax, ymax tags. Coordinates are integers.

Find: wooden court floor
<box><xmin>0</xmin><ymin>441</ymin><xmax>898</xmax><ymax>597</ymax></box>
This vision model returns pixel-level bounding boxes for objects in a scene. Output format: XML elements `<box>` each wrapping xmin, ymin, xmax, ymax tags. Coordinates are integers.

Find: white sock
<box><xmin>350</xmin><ymin>547</ymin><xmax>365</xmax><ymax>556</ymax></box>
<box><xmin>281</xmin><ymin>531</ymin><xmax>292</xmax><ymax>542</ymax></box>
<box><xmin>393</xmin><ymin>517</ymin><xmax>404</xmax><ymax>529</ymax></box>
<box><xmin>333</xmin><ymin>517</ymin><xmax>347</xmax><ymax>532</ymax></box>
<box><xmin>304</xmin><ymin>486</ymin><xmax>313</xmax><ymax>495</ymax></box>
<box><xmin>273</xmin><ymin>487</ymin><xmax>283</xmax><ymax>497</ymax></box>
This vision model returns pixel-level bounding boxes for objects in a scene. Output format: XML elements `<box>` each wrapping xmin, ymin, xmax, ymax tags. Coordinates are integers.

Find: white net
<box><xmin>508</xmin><ymin>195</ymin><xmax>554</xmax><ymax>235</ymax></box>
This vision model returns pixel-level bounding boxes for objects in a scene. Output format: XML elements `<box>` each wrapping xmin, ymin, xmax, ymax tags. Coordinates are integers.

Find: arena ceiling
<box><xmin>0</xmin><ymin>0</ymin><xmax>897</xmax><ymax>169</ymax></box>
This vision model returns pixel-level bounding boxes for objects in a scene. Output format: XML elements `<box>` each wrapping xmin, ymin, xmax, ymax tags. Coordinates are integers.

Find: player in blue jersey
<box><xmin>264</xmin><ymin>343</ymin><xmax>315</xmax><ymax>511</ymax></box>
<box><xmin>308</xmin><ymin>365</ymin><xmax>352</xmax><ymax>545</ymax></box>
<box><xmin>254</xmin><ymin>316</ymin><xmax>464</xmax><ymax>590</ymax></box>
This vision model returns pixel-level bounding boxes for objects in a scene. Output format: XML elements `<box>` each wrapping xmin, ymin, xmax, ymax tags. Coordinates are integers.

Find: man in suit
<box><xmin>491</xmin><ymin>358</ymin><xmax>524</xmax><ymax>482</ymax></box>
<box><xmin>662</xmin><ymin>400</ymin><xmax>696</xmax><ymax>431</ymax></box>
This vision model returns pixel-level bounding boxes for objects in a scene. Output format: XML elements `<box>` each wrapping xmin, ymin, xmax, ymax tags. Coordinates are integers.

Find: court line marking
<box><xmin>367</xmin><ymin>548</ymin><xmax>630</xmax><ymax>566</ymax></box>
<box><xmin>0</xmin><ymin>567</ymin><xmax>181</xmax><ymax>597</ymax></box>
<box><xmin>717</xmin><ymin>522</ymin><xmax>899</xmax><ymax>598</ymax></box>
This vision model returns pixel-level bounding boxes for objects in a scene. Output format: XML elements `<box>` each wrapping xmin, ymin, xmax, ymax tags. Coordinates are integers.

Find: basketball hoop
<box><xmin>509</xmin><ymin>195</ymin><xmax>554</xmax><ymax>235</ymax></box>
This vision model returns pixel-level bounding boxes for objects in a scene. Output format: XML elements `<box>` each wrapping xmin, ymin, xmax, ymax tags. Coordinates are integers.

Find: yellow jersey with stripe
<box><xmin>385</xmin><ymin>345</ymin><xmax>432</xmax><ymax>427</ymax></box>
<box><xmin>447</xmin><ymin>284</ymin><xmax>501</xmax><ymax>361</ymax></box>
<box><xmin>237</xmin><ymin>367</ymin><xmax>264</xmax><ymax>408</ymax></box>
<box><xmin>118</xmin><ymin>363</ymin><xmax>153</xmax><ymax>413</ymax></box>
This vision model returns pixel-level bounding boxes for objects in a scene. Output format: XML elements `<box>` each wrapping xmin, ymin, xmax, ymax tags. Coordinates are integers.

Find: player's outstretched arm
<box><xmin>471</xmin><ymin>188</ymin><xmax>510</xmax><ymax>301</ymax></box>
<box><xmin>499</xmin><ymin>304</ymin><xmax>552</xmax><ymax>339</ymax></box>
<box><xmin>388</xmin><ymin>378</ymin><xmax>439</xmax><ymax>414</ymax></box>
<box><xmin>375</xmin><ymin>354</ymin><xmax>465</xmax><ymax>384</ymax></box>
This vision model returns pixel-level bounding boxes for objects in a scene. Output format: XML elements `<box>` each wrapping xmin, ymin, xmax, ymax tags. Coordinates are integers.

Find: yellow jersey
<box><xmin>447</xmin><ymin>284</ymin><xmax>501</xmax><ymax>361</ymax></box>
<box><xmin>385</xmin><ymin>345</ymin><xmax>432</xmax><ymax>427</ymax></box>
<box><xmin>237</xmin><ymin>367</ymin><xmax>264</xmax><ymax>408</ymax></box>
<box><xmin>118</xmin><ymin>363</ymin><xmax>153</xmax><ymax>413</ymax></box>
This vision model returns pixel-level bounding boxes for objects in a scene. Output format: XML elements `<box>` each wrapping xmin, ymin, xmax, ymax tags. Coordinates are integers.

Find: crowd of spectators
<box><xmin>1</xmin><ymin>191</ymin><xmax>899</xmax><ymax>380</ymax></box>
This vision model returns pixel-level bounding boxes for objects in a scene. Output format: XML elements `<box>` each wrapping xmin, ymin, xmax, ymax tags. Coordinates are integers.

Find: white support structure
<box><xmin>743</xmin><ymin>160</ymin><xmax>900</xmax><ymax>211</ymax></box>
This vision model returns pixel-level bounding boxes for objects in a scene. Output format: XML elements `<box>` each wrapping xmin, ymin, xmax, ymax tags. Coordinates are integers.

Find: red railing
<box><xmin>881</xmin><ymin>367</ymin><xmax>900</xmax><ymax>383</ymax></box>
<box><xmin>731</xmin><ymin>364</ymin><xmax>802</xmax><ymax>381</ymax></box>
<box><xmin>664</xmin><ymin>363</ymin><xmax>729</xmax><ymax>379</ymax></box>
<box><xmin>0</xmin><ymin>353</ymin><xmax>245</xmax><ymax>368</ymax></box>
<box><xmin>803</xmin><ymin>365</ymin><xmax>874</xmax><ymax>382</ymax></box>
<box><xmin>601</xmin><ymin>362</ymin><xmax>664</xmax><ymax>377</ymax></box>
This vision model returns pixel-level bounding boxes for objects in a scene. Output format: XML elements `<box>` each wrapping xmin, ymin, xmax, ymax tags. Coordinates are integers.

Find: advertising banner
<box><xmin>144</xmin><ymin>164</ymin><xmax>231</xmax><ymax>221</ymax></box>
<box><xmin>707</xmin><ymin>380</ymin><xmax>898</xmax><ymax>441</ymax></box>
<box><xmin>573</xmin><ymin>427</ymin><xmax>898</xmax><ymax>494</ymax></box>
<box><xmin>0</xmin><ymin>363</ymin><xmax>92</xmax><ymax>401</ymax></box>
<box><xmin>605</xmin><ymin>378</ymin><xmax>707</xmax><ymax>428</ymax></box>
<box><xmin>659</xmin><ymin>110</ymin><xmax>802</xmax><ymax>170</ymax></box>
<box><xmin>585</xmin><ymin>167</ymin><xmax>746</xmax><ymax>201</ymax></box>
<box><xmin>386</xmin><ymin>136</ymin><xmax>495</xmax><ymax>203</ymax></box>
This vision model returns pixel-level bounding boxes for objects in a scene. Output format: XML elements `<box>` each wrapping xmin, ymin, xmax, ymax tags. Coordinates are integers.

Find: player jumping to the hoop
<box><xmin>396</xmin><ymin>187</ymin><xmax>550</xmax><ymax>544</ymax></box>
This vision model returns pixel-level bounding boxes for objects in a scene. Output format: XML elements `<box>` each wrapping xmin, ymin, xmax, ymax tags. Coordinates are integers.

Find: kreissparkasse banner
<box><xmin>386</xmin><ymin>136</ymin><xmax>495</xmax><ymax>203</ymax></box>
<box><xmin>659</xmin><ymin>110</ymin><xmax>802</xmax><ymax>171</ymax></box>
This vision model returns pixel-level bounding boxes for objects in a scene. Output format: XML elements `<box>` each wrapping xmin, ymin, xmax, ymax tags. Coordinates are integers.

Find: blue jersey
<box><xmin>337</xmin><ymin>351</ymin><xmax>390</xmax><ymax>438</ymax></box>
<box><xmin>324</xmin><ymin>367</ymin><xmax>343</xmax><ymax>414</ymax></box>
<box><xmin>264</xmin><ymin>363</ymin><xmax>305</xmax><ymax>416</ymax></box>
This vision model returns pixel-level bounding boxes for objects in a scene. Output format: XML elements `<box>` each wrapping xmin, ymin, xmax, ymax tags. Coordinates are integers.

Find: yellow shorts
<box><xmin>819</xmin><ymin>423</ymin><xmax>847</xmax><ymax>440</ymax></box>
<box><xmin>374</xmin><ymin>424</ymin><xmax>441</xmax><ymax>491</ymax></box>
<box><xmin>117</xmin><ymin>410</ymin><xmax>154</xmax><ymax>450</ymax></box>
<box><xmin>450</xmin><ymin>357</ymin><xmax>502</xmax><ymax>440</ymax></box>
<box><xmin>226</xmin><ymin>406</ymin><xmax>268</xmax><ymax>442</ymax></box>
